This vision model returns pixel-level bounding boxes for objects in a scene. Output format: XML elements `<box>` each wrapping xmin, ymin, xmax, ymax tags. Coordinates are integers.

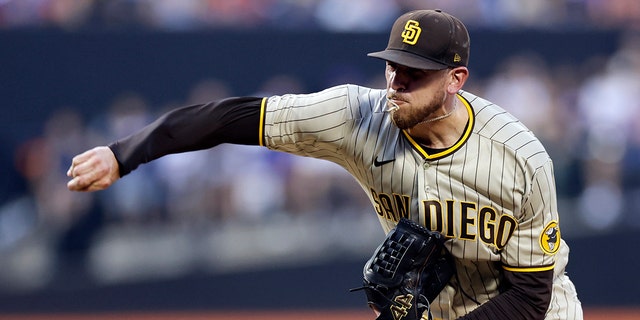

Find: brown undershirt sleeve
<box><xmin>457</xmin><ymin>268</ymin><xmax>553</xmax><ymax>320</ymax></box>
<box><xmin>108</xmin><ymin>96</ymin><xmax>263</xmax><ymax>177</ymax></box>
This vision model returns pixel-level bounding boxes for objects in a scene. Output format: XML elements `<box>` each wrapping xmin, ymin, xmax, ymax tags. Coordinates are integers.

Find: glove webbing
<box><xmin>371</xmin><ymin>233</ymin><xmax>413</xmax><ymax>280</ymax></box>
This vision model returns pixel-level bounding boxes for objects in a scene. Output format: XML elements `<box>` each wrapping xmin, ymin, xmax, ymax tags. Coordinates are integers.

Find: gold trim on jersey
<box><xmin>258</xmin><ymin>97</ymin><xmax>267</xmax><ymax>147</ymax></box>
<box><xmin>502</xmin><ymin>264</ymin><xmax>555</xmax><ymax>273</ymax></box>
<box><xmin>402</xmin><ymin>94</ymin><xmax>474</xmax><ymax>160</ymax></box>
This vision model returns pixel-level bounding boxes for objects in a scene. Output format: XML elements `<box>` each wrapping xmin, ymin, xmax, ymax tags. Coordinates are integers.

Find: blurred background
<box><xmin>1</xmin><ymin>0</ymin><xmax>639</xmax><ymax>317</ymax></box>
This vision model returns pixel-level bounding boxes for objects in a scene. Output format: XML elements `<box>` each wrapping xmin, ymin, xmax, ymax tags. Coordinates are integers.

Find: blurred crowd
<box><xmin>1</xmin><ymin>0</ymin><xmax>640</xmax><ymax>291</ymax></box>
<box><xmin>1</xmin><ymin>0</ymin><xmax>640</xmax><ymax>31</ymax></box>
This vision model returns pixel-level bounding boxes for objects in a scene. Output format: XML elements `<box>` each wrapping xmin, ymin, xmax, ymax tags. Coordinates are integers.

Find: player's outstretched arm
<box><xmin>67</xmin><ymin>146</ymin><xmax>120</xmax><ymax>192</ymax></box>
<box><xmin>66</xmin><ymin>97</ymin><xmax>263</xmax><ymax>192</ymax></box>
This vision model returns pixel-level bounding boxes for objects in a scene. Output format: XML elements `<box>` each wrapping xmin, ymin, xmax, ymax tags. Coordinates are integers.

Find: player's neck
<box><xmin>407</xmin><ymin>97</ymin><xmax>468</xmax><ymax>150</ymax></box>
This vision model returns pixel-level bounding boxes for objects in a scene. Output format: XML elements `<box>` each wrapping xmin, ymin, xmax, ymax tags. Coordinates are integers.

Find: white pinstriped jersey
<box><xmin>260</xmin><ymin>84</ymin><xmax>582</xmax><ymax>319</ymax></box>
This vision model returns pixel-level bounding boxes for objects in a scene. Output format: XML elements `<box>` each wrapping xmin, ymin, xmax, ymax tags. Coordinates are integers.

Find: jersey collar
<box><xmin>401</xmin><ymin>93</ymin><xmax>475</xmax><ymax>161</ymax></box>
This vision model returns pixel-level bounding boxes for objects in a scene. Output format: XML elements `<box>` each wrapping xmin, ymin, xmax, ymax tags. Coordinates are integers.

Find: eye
<box><xmin>410</xmin><ymin>66</ymin><xmax>437</xmax><ymax>77</ymax></box>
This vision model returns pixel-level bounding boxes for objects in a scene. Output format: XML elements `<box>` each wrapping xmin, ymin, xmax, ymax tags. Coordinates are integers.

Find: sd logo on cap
<box><xmin>368</xmin><ymin>9</ymin><xmax>470</xmax><ymax>70</ymax></box>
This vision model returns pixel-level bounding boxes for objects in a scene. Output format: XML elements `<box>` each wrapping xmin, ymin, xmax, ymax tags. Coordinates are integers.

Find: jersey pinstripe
<box><xmin>260</xmin><ymin>84</ymin><xmax>582</xmax><ymax>319</ymax></box>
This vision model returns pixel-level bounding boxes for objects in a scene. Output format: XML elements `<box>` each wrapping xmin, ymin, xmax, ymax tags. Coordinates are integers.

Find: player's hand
<box><xmin>67</xmin><ymin>146</ymin><xmax>120</xmax><ymax>192</ymax></box>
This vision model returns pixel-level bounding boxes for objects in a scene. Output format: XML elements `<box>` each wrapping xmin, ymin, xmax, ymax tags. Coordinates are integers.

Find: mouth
<box><xmin>385</xmin><ymin>100</ymin><xmax>398</xmax><ymax>112</ymax></box>
<box><xmin>387</xmin><ymin>91</ymin><xmax>407</xmax><ymax>103</ymax></box>
<box><xmin>388</xmin><ymin>98</ymin><xmax>405</xmax><ymax>106</ymax></box>
<box><xmin>386</xmin><ymin>96</ymin><xmax>405</xmax><ymax>112</ymax></box>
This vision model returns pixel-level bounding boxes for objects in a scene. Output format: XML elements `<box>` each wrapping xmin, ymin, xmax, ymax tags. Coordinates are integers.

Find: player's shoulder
<box><xmin>460</xmin><ymin>90</ymin><xmax>550</xmax><ymax>162</ymax></box>
<box><xmin>460</xmin><ymin>90</ymin><xmax>519</xmax><ymax>127</ymax></box>
<box><xmin>283</xmin><ymin>84</ymin><xmax>386</xmax><ymax>111</ymax></box>
<box><xmin>266</xmin><ymin>84</ymin><xmax>384</xmax><ymax>111</ymax></box>
<box><xmin>342</xmin><ymin>84</ymin><xmax>387</xmax><ymax>113</ymax></box>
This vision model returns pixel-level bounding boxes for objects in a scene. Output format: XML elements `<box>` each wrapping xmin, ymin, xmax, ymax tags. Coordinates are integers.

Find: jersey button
<box><xmin>423</xmin><ymin>162</ymin><xmax>430</xmax><ymax>169</ymax></box>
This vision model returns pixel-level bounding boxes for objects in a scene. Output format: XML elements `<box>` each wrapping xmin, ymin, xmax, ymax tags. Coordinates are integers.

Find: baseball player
<box><xmin>67</xmin><ymin>9</ymin><xmax>582</xmax><ymax>320</ymax></box>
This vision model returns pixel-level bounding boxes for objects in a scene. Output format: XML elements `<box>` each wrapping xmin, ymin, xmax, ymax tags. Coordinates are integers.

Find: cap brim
<box><xmin>368</xmin><ymin>49</ymin><xmax>448</xmax><ymax>70</ymax></box>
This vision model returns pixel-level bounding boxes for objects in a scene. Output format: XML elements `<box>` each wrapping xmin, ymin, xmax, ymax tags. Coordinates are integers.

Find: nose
<box><xmin>388</xmin><ymin>69</ymin><xmax>406</xmax><ymax>92</ymax></box>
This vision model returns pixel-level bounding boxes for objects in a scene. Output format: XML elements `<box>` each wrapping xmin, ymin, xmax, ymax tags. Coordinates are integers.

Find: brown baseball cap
<box><xmin>368</xmin><ymin>9</ymin><xmax>470</xmax><ymax>70</ymax></box>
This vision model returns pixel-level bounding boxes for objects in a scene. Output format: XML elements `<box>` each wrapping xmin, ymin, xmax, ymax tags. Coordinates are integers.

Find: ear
<box><xmin>446</xmin><ymin>67</ymin><xmax>469</xmax><ymax>94</ymax></box>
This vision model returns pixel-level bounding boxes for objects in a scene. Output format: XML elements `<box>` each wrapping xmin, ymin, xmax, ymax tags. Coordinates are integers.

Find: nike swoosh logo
<box><xmin>373</xmin><ymin>157</ymin><xmax>395</xmax><ymax>167</ymax></box>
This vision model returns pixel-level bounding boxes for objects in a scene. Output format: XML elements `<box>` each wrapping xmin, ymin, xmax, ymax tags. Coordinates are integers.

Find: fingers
<box><xmin>67</xmin><ymin>146</ymin><xmax>119</xmax><ymax>192</ymax></box>
<box><xmin>67</xmin><ymin>179</ymin><xmax>106</xmax><ymax>192</ymax></box>
<box><xmin>67</xmin><ymin>170</ymin><xmax>96</xmax><ymax>191</ymax></box>
<box><xmin>67</xmin><ymin>159</ymin><xmax>100</xmax><ymax>192</ymax></box>
<box><xmin>67</xmin><ymin>149</ymin><xmax>93</xmax><ymax>177</ymax></box>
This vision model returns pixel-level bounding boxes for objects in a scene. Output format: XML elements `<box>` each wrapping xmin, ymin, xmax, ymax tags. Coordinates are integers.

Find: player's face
<box><xmin>385</xmin><ymin>62</ymin><xmax>450</xmax><ymax>129</ymax></box>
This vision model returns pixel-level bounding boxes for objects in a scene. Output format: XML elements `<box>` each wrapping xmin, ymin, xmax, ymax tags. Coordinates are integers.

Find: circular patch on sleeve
<box><xmin>539</xmin><ymin>220</ymin><xmax>561</xmax><ymax>255</ymax></box>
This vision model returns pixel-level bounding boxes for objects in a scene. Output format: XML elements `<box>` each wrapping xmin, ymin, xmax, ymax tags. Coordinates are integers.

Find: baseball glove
<box><xmin>352</xmin><ymin>218</ymin><xmax>455</xmax><ymax>320</ymax></box>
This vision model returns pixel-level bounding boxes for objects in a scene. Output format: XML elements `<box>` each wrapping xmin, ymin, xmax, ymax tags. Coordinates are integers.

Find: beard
<box><xmin>389</xmin><ymin>90</ymin><xmax>448</xmax><ymax>130</ymax></box>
